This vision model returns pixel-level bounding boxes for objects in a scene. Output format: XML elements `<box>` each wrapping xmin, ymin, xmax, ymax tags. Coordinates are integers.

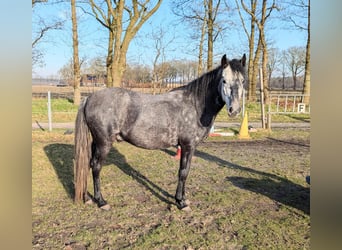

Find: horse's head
<box><xmin>219</xmin><ymin>54</ymin><xmax>247</xmax><ymax>118</ymax></box>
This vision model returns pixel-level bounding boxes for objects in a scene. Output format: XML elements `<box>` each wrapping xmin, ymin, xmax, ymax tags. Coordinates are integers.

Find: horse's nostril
<box><xmin>229</xmin><ymin>107</ymin><xmax>233</xmax><ymax>113</ymax></box>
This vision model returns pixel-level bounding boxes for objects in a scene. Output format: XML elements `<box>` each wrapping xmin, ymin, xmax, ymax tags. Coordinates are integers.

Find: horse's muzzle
<box><xmin>228</xmin><ymin>107</ymin><xmax>241</xmax><ymax>118</ymax></box>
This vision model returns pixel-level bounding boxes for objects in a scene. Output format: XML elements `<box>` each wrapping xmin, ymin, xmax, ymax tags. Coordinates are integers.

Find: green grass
<box><xmin>32</xmin><ymin>98</ymin><xmax>79</xmax><ymax>123</ymax></box>
<box><xmin>32</xmin><ymin>129</ymin><xmax>310</xmax><ymax>249</ymax></box>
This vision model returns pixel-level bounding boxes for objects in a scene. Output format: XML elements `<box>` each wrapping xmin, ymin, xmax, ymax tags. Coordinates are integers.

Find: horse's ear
<box><xmin>241</xmin><ymin>53</ymin><xmax>246</xmax><ymax>67</ymax></box>
<box><xmin>221</xmin><ymin>54</ymin><xmax>228</xmax><ymax>68</ymax></box>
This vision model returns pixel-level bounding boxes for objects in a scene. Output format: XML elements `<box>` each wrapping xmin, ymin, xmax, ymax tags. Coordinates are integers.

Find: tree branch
<box><xmin>89</xmin><ymin>0</ymin><xmax>112</xmax><ymax>30</ymax></box>
<box><xmin>233</xmin><ymin>0</ymin><xmax>250</xmax><ymax>40</ymax></box>
<box><xmin>32</xmin><ymin>20</ymin><xmax>64</xmax><ymax>47</ymax></box>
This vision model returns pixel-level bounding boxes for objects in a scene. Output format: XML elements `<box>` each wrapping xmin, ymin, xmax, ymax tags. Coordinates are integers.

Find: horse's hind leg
<box><xmin>90</xmin><ymin>140</ymin><xmax>111</xmax><ymax>209</ymax></box>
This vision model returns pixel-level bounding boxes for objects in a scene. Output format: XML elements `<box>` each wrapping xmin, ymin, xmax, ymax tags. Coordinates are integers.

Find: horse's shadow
<box><xmin>44</xmin><ymin>144</ymin><xmax>75</xmax><ymax>199</ymax></box>
<box><xmin>44</xmin><ymin>143</ymin><xmax>309</xmax><ymax>214</ymax></box>
<box><xmin>44</xmin><ymin>144</ymin><xmax>175</xmax><ymax>205</ymax></box>
<box><xmin>226</xmin><ymin>176</ymin><xmax>310</xmax><ymax>215</ymax></box>
<box><xmin>195</xmin><ymin>149</ymin><xmax>310</xmax><ymax>215</ymax></box>
<box><xmin>106</xmin><ymin>147</ymin><xmax>175</xmax><ymax>205</ymax></box>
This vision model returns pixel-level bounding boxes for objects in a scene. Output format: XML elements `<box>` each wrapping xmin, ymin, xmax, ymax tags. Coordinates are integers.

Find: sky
<box><xmin>32</xmin><ymin>0</ymin><xmax>307</xmax><ymax>78</ymax></box>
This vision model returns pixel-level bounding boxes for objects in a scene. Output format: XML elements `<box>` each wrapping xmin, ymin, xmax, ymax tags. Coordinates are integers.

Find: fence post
<box><xmin>267</xmin><ymin>96</ymin><xmax>272</xmax><ymax>131</ymax></box>
<box><xmin>259</xmin><ymin>68</ymin><xmax>266</xmax><ymax>129</ymax></box>
<box><xmin>47</xmin><ymin>91</ymin><xmax>52</xmax><ymax>132</ymax></box>
<box><xmin>242</xmin><ymin>88</ymin><xmax>245</xmax><ymax>118</ymax></box>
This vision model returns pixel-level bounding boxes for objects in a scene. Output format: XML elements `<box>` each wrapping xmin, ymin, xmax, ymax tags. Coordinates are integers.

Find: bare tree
<box><xmin>207</xmin><ymin>0</ymin><xmax>222</xmax><ymax>70</ymax></box>
<box><xmin>84</xmin><ymin>57</ymin><xmax>106</xmax><ymax>75</ymax></box>
<box><xmin>172</xmin><ymin>0</ymin><xmax>205</xmax><ymax>74</ymax></box>
<box><xmin>150</xmin><ymin>25</ymin><xmax>175</xmax><ymax>94</ymax></box>
<box><xmin>198</xmin><ymin>2</ymin><xmax>208</xmax><ymax>75</ymax></box>
<box><xmin>267</xmin><ymin>47</ymin><xmax>281</xmax><ymax>88</ymax></box>
<box><xmin>303</xmin><ymin>0</ymin><xmax>310</xmax><ymax>103</ymax></box>
<box><xmin>89</xmin><ymin>0</ymin><xmax>162</xmax><ymax>87</ymax></box>
<box><xmin>58</xmin><ymin>57</ymin><xmax>86</xmax><ymax>85</ymax></box>
<box><xmin>279</xmin><ymin>50</ymin><xmax>287</xmax><ymax>89</ymax></box>
<box><xmin>71</xmin><ymin>0</ymin><xmax>81</xmax><ymax>105</ymax></box>
<box><xmin>82</xmin><ymin>56</ymin><xmax>107</xmax><ymax>86</ymax></box>
<box><xmin>240</xmin><ymin>0</ymin><xmax>279</xmax><ymax>102</ymax></box>
<box><xmin>58</xmin><ymin>59</ymin><xmax>74</xmax><ymax>85</ymax></box>
<box><xmin>32</xmin><ymin>0</ymin><xmax>64</xmax><ymax>68</ymax></box>
<box><xmin>123</xmin><ymin>64</ymin><xmax>152</xmax><ymax>85</ymax></box>
<box><xmin>172</xmin><ymin>0</ymin><xmax>224</xmax><ymax>72</ymax></box>
<box><xmin>284</xmin><ymin>0</ymin><xmax>310</xmax><ymax>102</ymax></box>
<box><xmin>283</xmin><ymin>46</ymin><xmax>305</xmax><ymax>90</ymax></box>
<box><xmin>234</xmin><ymin>0</ymin><xmax>258</xmax><ymax>101</ymax></box>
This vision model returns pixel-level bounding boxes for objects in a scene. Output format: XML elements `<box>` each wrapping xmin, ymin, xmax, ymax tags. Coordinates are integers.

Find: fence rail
<box><xmin>268</xmin><ymin>94</ymin><xmax>310</xmax><ymax>114</ymax></box>
<box><xmin>265</xmin><ymin>94</ymin><xmax>310</xmax><ymax>130</ymax></box>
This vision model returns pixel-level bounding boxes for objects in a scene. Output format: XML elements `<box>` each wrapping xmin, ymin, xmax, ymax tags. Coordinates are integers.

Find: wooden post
<box><xmin>47</xmin><ymin>91</ymin><xmax>52</xmax><ymax>132</ymax></box>
<box><xmin>267</xmin><ymin>98</ymin><xmax>272</xmax><ymax>132</ymax></box>
<box><xmin>259</xmin><ymin>68</ymin><xmax>266</xmax><ymax>129</ymax></box>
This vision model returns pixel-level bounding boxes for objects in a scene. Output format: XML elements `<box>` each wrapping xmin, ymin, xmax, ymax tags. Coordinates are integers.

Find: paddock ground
<box><xmin>32</xmin><ymin>128</ymin><xmax>310</xmax><ymax>249</ymax></box>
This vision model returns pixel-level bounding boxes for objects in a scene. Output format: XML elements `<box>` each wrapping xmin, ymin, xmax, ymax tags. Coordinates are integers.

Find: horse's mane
<box><xmin>170</xmin><ymin>58</ymin><xmax>244</xmax><ymax>116</ymax></box>
<box><xmin>172</xmin><ymin>66</ymin><xmax>222</xmax><ymax>107</ymax></box>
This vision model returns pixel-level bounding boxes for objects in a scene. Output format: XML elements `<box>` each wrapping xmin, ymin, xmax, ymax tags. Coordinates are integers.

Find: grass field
<box><xmin>32</xmin><ymin>128</ymin><xmax>310</xmax><ymax>249</ymax></box>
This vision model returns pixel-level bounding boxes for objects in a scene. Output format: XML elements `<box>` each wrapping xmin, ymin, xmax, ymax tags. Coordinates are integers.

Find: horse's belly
<box><xmin>124</xmin><ymin>126</ymin><xmax>178</xmax><ymax>150</ymax></box>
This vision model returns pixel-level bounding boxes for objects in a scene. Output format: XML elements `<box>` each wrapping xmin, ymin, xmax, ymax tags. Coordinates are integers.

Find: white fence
<box><xmin>266</xmin><ymin>94</ymin><xmax>310</xmax><ymax>130</ymax></box>
<box><xmin>268</xmin><ymin>94</ymin><xmax>310</xmax><ymax>114</ymax></box>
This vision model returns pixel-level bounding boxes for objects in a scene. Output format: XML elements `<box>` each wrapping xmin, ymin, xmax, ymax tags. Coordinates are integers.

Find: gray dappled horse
<box><xmin>74</xmin><ymin>54</ymin><xmax>247</xmax><ymax>210</ymax></box>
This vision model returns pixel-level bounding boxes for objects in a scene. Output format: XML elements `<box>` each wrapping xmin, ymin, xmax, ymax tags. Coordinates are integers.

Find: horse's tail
<box><xmin>74</xmin><ymin>97</ymin><xmax>92</xmax><ymax>203</ymax></box>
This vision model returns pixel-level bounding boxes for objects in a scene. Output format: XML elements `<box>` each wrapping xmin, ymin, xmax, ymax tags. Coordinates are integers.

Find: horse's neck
<box><xmin>198</xmin><ymin>90</ymin><xmax>225</xmax><ymax>127</ymax></box>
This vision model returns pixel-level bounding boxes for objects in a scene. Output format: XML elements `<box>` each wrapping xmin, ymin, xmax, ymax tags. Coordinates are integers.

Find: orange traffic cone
<box><xmin>238</xmin><ymin>111</ymin><xmax>251</xmax><ymax>139</ymax></box>
<box><xmin>174</xmin><ymin>146</ymin><xmax>181</xmax><ymax>160</ymax></box>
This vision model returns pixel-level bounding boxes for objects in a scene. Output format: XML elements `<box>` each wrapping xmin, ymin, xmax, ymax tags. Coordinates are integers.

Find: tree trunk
<box><xmin>302</xmin><ymin>38</ymin><xmax>310</xmax><ymax>103</ymax></box>
<box><xmin>239</xmin><ymin>0</ymin><xmax>257</xmax><ymax>101</ymax></box>
<box><xmin>260</xmin><ymin>0</ymin><xmax>269</xmax><ymax>104</ymax></box>
<box><xmin>112</xmin><ymin>63</ymin><xmax>125</xmax><ymax>87</ymax></box>
<box><xmin>71</xmin><ymin>0</ymin><xmax>81</xmax><ymax>105</ymax></box>
<box><xmin>261</xmin><ymin>35</ymin><xmax>269</xmax><ymax>103</ymax></box>
<box><xmin>207</xmin><ymin>0</ymin><xmax>213</xmax><ymax>70</ymax></box>
<box><xmin>198</xmin><ymin>5</ymin><xmax>207</xmax><ymax>76</ymax></box>
<box><xmin>302</xmin><ymin>0</ymin><xmax>310</xmax><ymax>104</ymax></box>
<box><xmin>112</xmin><ymin>34</ymin><xmax>129</xmax><ymax>88</ymax></box>
<box><xmin>89</xmin><ymin>0</ymin><xmax>162</xmax><ymax>88</ymax></box>
<box><xmin>251</xmin><ymin>38</ymin><xmax>262</xmax><ymax>102</ymax></box>
<box><xmin>106</xmin><ymin>29</ymin><xmax>114</xmax><ymax>87</ymax></box>
<box><xmin>247</xmin><ymin>14</ymin><xmax>256</xmax><ymax>101</ymax></box>
<box><xmin>198</xmin><ymin>39</ymin><xmax>204</xmax><ymax>76</ymax></box>
<box><xmin>111</xmin><ymin>0</ymin><xmax>124</xmax><ymax>87</ymax></box>
<box><xmin>113</xmin><ymin>0</ymin><xmax>162</xmax><ymax>87</ymax></box>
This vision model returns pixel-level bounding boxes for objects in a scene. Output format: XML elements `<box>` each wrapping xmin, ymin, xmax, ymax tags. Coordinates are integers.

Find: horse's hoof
<box><xmin>100</xmin><ymin>204</ymin><xmax>111</xmax><ymax>210</ymax></box>
<box><xmin>85</xmin><ymin>199</ymin><xmax>94</xmax><ymax>205</ymax></box>
<box><xmin>181</xmin><ymin>206</ymin><xmax>192</xmax><ymax>212</ymax></box>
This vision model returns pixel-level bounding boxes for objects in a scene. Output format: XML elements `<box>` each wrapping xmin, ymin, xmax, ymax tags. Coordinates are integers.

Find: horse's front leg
<box><xmin>175</xmin><ymin>144</ymin><xmax>195</xmax><ymax>210</ymax></box>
